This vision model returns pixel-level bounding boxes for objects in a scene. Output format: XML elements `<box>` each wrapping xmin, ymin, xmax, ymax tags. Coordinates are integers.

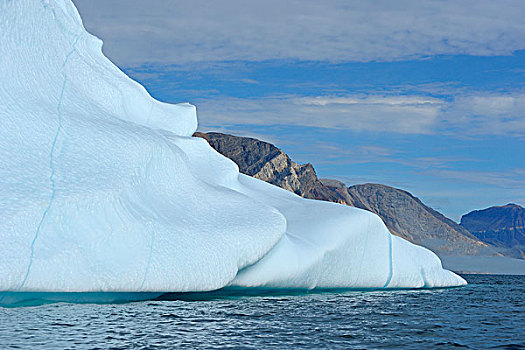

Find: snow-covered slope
<box><xmin>0</xmin><ymin>0</ymin><xmax>465</xmax><ymax>305</ymax></box>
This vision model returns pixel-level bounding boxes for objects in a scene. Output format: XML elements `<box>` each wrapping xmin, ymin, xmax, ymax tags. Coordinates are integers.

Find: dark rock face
<box><xmin>461</xmin><ymin>204</ymin><xmax>525</xmax><ymax>257</ymax></box>
<box><xmin>195</xmin><ymin>131</ymin><xmax>492</xmax><ymax>257</ymax></box>
<box><xmin>194</xmin><ymin>132</ymin><xmax>342</xmax><ymax>201</ymax></box>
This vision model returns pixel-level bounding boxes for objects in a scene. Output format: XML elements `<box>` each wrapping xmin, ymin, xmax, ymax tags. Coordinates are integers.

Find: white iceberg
<box><xmin>0</xmin><ymin>0</ymin><xmax>465</xmax><ymax>305</ymax></box>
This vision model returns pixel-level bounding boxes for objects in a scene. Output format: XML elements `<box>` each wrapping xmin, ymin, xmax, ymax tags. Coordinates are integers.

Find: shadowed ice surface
<box><xmin>0</xmin><ymin>275</ymin><xmax>523</xmax><ymax>349</ymax></box>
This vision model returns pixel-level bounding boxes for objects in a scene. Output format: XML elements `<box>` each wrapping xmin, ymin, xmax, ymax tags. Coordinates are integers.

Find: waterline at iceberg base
<box><xmin>1</xmin><ymin>282</ymin><xmax>468</xmax><ymax>308</ymax></box>
<box><xmin>0</xmin><ymin>0</ymin><xmax>465</xmax><ymax>307</ymax></box>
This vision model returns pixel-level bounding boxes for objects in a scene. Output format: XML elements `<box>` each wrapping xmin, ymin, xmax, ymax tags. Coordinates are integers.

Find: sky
<box><xmin>73</xmin><ymin>0</ymin><xmax>525</xmax><ymax>221</ymax></box>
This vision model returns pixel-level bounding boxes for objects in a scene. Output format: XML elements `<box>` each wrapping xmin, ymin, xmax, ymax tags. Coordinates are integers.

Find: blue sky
<box><xmin>73</xmin><ymin>0</ymin><xmax>525</xmax><ymax>221</ymax></box>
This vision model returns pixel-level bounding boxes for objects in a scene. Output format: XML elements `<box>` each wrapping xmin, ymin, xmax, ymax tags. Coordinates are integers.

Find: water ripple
<box><xmin>0</xmin><ymin>275</ymin><xmax>523</xmax><ymax>349</ymax></box>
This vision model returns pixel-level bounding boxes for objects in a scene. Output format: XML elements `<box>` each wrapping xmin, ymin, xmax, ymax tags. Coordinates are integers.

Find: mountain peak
<box><xmin>460</xmin><ymin>204</ymin><xmax>525</xmax><ymax>255</ymax></box>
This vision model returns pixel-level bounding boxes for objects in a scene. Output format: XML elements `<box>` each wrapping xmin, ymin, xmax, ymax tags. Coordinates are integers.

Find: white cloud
<box><xmin>196</xmin><ymin>94</ymin><xmax>444</xmax><ymax>134</ymax></box>
<box><xmin>196</xmin><ymin>92</ymin><xmax>525</xmax><ymax>136</ymax></box>
<box><xmin>72</xmin><ymin>0</ymin><xmax>525</xmax><ymax>66</ymax></box>
<box><xmin>293</xmin><ymin>95</ymin><xmax>443</xmax><ymax>106</ymax></box>
<box><xmin>444</xmin><ymin>93</ymin><xmax>525</xmax><ymax>136</ymax></box>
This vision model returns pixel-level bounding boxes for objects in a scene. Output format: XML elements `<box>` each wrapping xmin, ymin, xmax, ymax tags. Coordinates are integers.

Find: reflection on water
<box><xmin>0</xmin><ymin>275</ymin><xmax>523</xmax><ymax>349</ymax></box>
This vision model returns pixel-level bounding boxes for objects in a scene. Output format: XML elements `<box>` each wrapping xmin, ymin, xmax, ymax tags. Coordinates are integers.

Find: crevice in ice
<box><xmin>420</xmin><ymin>268</ymin><xmax>428</xmax><ymax>288</ymax></box>
<box><xmin>18</xmin><ymin>78</ymin><xmax>67</xmax><ymax>289</ymax></box>
<box><xmin>18</xmin><ymin>22</ymin><xmax>83</xmax><ymax>290</ymax></box>
<box><xmin>40</xmin><ymin>0</ymin><xmax>80</xmax><ymax>38</ymax></box>
<box><xmin>139</xmin><ymin>229</ymin><xmax>156</xmax><ymax>290</ymax></box>
<box><xmin>381</xmin><ymin>232</ymin><xmax>394</xmax><ymax>289</ymax></box>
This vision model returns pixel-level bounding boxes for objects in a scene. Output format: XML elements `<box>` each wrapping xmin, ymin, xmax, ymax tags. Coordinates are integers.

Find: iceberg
<box><xmin>0</xmin><ymin>0</ymin><xmax>465</xmax><ymax>305</ymax></box>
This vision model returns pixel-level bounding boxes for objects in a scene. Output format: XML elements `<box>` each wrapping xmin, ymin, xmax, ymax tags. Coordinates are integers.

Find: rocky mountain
<box><xmin>321</xmin><ymin>180</ymin><xmax>488</xmax><ymax>256</ymax></box>
<box><xmin>193</xmin><ymin>132</ymin><xmax>343</xmax><ymax>203</ymax></box>
<box><xmin>461</xmin><ymin>204</ymin><xmax>525</xmax><ymax>258</ymax></box>
<box><xmin>194</xmin><ymin>132</ymin><xmax>492</xmax><ymax>258</ymax></box>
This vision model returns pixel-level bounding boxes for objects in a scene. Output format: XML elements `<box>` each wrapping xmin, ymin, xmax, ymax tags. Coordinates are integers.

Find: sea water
<box><xmin>0</xmin><ymin>274</ymin><xmax>522</xmax><ymax>349</ymax></box>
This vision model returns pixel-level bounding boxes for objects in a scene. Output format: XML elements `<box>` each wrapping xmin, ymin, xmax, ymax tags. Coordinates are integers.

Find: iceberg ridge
<box><xmin>0</xmin><ymin>0</ymin><xmax>465</xmax><ymax>305</ymax></box>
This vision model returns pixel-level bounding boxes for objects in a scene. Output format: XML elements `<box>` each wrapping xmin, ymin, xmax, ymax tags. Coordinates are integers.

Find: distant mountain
<box><xmin>322</xmin><ymin>180</ymin><xmax>488</xmax><ymax>256</ymax></box>
<box><xmin>461</xmin><ymin>204</ymin><xmax>525</xmax><ymax>258</ymax></box>
<box><xmin>195</xmin><ymin>132</ymin><xmax>491</xmax><ymax>258</ymax></box>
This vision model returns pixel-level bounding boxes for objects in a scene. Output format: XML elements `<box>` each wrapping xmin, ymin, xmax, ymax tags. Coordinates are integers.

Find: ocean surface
<box><xmin>0</xmin><ymin>274</ymin><xmax>523</xmax><ymax>349</ymax></box>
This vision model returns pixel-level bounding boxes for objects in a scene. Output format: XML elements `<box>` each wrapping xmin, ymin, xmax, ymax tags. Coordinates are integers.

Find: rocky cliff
<box><xmin>194</xmin><ymin>132</ymin><xmax>342</xmax><ymax>202</ymax></box>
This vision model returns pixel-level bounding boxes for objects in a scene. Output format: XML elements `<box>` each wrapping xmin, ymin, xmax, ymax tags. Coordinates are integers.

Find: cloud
<box><xmin>238</xmin><ymin>78</ymin><xmax>260</xmax><ymax>85</ymax></box>
<box><xmin>443</xmin><ymin>93</ymin><xmax>525</xmax><ymax>135</ymax></box>
<box><xmin>73</xmin><ymin>0</ymin><xmax>525</xmax><ymax>67</ymax></box>
<box><xmin>427</xmin><ymin>168</ymin><xmax>525</xmax><ymax>189</ymax></box>
<box><xmin>302</xmin><ymin>141</ymin><xmax>404</xmax><ymax>165</ymax></box>
<box><xmin>196</xmin><ymin>95</ymin><xmax>443</xmax><ymax>134</ymax></box>
<box><xmin>302</xmin><ymin>141</ymin><xmax>481</xmax><ymax>171</ymax></box>
<box><xmin>195</xmin><ymin>92</ymin><xmax>525</xmax><ymax>136</ymax></box>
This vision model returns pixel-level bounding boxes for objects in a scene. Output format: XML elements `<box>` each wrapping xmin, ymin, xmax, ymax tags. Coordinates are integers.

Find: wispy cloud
<box><xmin>73</xmin><ymin>0</ymin><xmax>525</xmax><ymax>67</ymax></box>
<box><xmin>196</xmin><ymin>95</ymin><xmax>440</xmax><ymax>134</ymax></box>
<box><xmin>238</xmin><ymin>78</ymin><xmax>260</xmax><ymax>85</ymax></box>
<box><xmin>427</xmin><ymin>168</ymin><xmax>525</xmax><ymax>188</ymax></box>
<box><xmin>196</xmin><ymin>92</ymin><xmax>525</xmax><ymax>136</ymax></box>
<box><xmin>442</xmin><ymin>93</ymin><xmax>525</xmax><ymax>136</ymax></box>
<box><xmin>302</xmin><ymin>141</ymin><xmax>480</xmax><ymax>170</ymax></box>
